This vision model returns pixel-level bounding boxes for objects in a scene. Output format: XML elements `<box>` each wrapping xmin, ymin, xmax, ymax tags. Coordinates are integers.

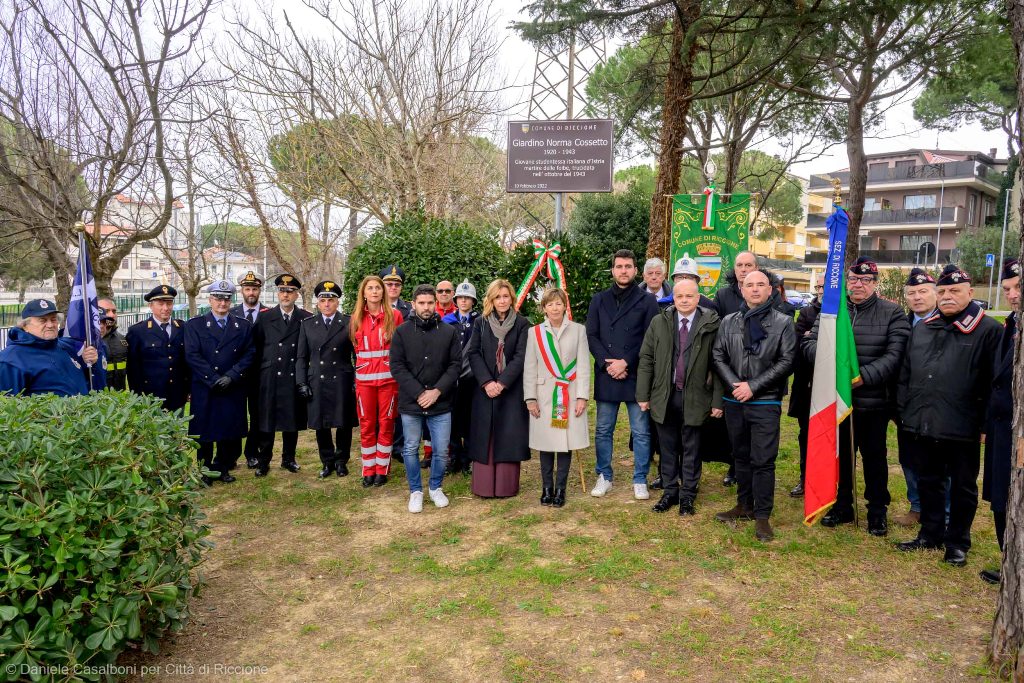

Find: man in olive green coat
<box><xmin>637</xmin><ymin>279</ymin><xmax>724</xmax><ymax>515</ymax></box>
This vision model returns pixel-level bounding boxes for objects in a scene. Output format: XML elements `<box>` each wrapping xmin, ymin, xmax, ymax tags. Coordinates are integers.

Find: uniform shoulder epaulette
<box><xmin>147</xmin><ymin>320</ymin><xmax>153</xmax><ymax>328</ymax></box>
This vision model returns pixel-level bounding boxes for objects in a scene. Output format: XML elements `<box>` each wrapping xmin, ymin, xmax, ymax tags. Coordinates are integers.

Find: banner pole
<box><xmin>850</xmin><ymin>414</ymin><xmax>859</xmax><ymax>529</ymax></box>
<box><xmin>663</xmin><ymin>195</ymin><xmax>671</xmax><ymax>262</ymax></box>
<box><xmin>77</xmin><ymin>229</ymin><xmax>95</xmax><ymax>391</ymax></box>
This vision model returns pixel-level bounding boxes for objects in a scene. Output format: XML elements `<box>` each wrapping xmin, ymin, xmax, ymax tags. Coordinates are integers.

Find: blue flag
<box><xmin>63</xmin><ymin>232</ymin><xmax>102</xmax><ymax>361</ymax></box>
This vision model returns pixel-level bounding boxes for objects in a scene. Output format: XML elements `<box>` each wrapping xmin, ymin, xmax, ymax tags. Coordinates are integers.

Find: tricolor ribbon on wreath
<box><xmin>514</xmin><ymin>238</ymin><xmax>572</xmax><ymax>319</ymax></box>
<box><xmin>534</xmin><ymin>323</ymin><xmax>576</xmax><ymax>429</ymax></box>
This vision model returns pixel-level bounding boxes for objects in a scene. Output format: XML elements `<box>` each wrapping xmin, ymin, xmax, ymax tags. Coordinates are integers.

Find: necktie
<box><xmin>217</xmin><ymin>318</ymin><xmax>226</xmax><ymax>329</ymax></box>
<box><xmin>325</xmin><ymin>316</ymin><xmax>332</xmax><ymax>326</ymax></box>
<box><xmin>246</xmin><ymin>309</ymin><xmax>255</xmax><ymax>324</ymax></box>
<box><xmin>283</xmin><ymin>313</ymin><xmax>290</xmax><ymax>324</ymax></box>
<box><xmin>164</xmin><ymin>323</ymin><xmax>171</xmax><ymax>338</ymax></box>
<box><xmin>675</xmin><ymin>317</ymin><xmax>689</xmax><ymax>389</ymax></box>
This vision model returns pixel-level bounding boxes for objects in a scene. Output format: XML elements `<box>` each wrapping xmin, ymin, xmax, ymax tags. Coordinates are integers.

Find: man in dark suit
<box><xmin>296</xmin><ymin>280</ymin><xmax>356</xmax><ymax>479</ymax></box>
<box><xmin>586</xmin><ymin>249</ymin><xmax>660</xmax><ymax>500</ymax></box>
<box><xmin>184</xmin><ymin>280</ymin><xmax>256</xmax><ymax>484</ymax></box>
<box><xmin>981</xmin><ymin>258</ymin><xmax>1020</xmax><ymax>583</ymax></box>
<box><xmin>125</xmin><ymin>285</ymin><xmax>189</xmax><ymax>412</ymax></box>
<box><xmin>230</xmin><ymin>271</ymin><xmax>270</xmax><ymax>469</ymax></box>
<box><xmin>251</xmin><ymin>273</ymin><xmax>312</xmax><ymax>477</ymax></box>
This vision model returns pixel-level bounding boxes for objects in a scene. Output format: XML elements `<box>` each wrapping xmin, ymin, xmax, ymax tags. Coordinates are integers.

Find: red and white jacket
<box><xmin>354</xmin><ymin>307</ymin><xmax>404</xmax><ymax>385</ymax></box>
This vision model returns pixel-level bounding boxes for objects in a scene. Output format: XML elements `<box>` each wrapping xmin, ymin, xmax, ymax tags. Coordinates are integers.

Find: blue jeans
<box><xmin>903</xmin><ymin>464</ymin><xmax>951</xmax><ymax>516</ymax></box>
<box><xmin>401</xmin><ymin>413</ymin><xmax>450</xmax><ymax>493</ymax></box>
<box><xmin>594</xmin><ymin>400</ymin><xmax>651</xmax><ymax>484</ymax></box>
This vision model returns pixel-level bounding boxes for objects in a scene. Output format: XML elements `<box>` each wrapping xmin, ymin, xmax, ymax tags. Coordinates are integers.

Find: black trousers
<box><xmin>908</xmin><ymin>434</ymin><xmax>981</xmax><ymax>552</ymax></box>
<box><xmin>449</xmin><ymin>378</ymin><xmax>474</xmax><ymax>468</ymax></box>
<box><xmin>836</xmin><ymin>411</ymin><xmax>891</xmax><ymax>518</ymax></box>
<box><xmin>257</xmin><ymin>431</ymin><xmax>299</xmax><ymax>468</ymax></box>
<box><xmin>197</xmin><ymin>439</ymin><xmax>241</xmax><ymax>476</ymax></box>
<box><xmin>315</xmin><ymin>427</ymin><xmax>352</xmax><ymax>467</ymax></box>
<box><xmin>724</xmin><ymin>402</ymin><xmax>781</xmax><ymax>519</ymax></box>
<box><xmin>995</xmin><ymin>509</ymin><xmax>1007</xmax><ymax>551</ymax></box>
<box><xmin>539</xmin><ymin>451</ymin><xmax>571</xmax><ymax>489</ymax></box>
<box><xmin>796</xmin><ymin>414</ymin><xmax>809</xmax><ymax>483</ymax></box>
<box><xmin>655</xmin><ymin>389</ymin><xmax>702</xmax><ymax>500</ymax></box>
<box><xmin>242</xmin><ymin>389</ymin><xmax>260</xmax><ymax>460</ymax></box>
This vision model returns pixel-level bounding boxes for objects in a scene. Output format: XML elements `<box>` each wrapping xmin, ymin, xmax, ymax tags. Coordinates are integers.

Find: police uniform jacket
<box><xmin>295</xmin><ymin>313</ymin><xmax>356</xmax><ymax>430</ymax></box>
<box><xmin>253</xmin><ymin>305</ymin><xmax>312</xmax><ymax>433</ymax></box>
<box><xmin>897</xmin><ymin>304</ymin><xmax>1002</xmax><ymax>442</ymax></box>
<box><xmin>184</xmin><ymin>313</ymin><xmax>255</xmax><ymax>441</ymax></box>
<box><xmin>125</xmin><ymin>317</ymin><xmax>189</xmax><ymax>411</ymax></box>
<box><xmin>230</xmin><ymin>303</ymin><xmax>270</xmax><ymax>392</ymax></box>
<box><xmin>984</xmin><ymin>312</ymin><xmax>1016</xmax><ymax>512</ymax></box>
<box><xmin>101</xmin><ymin>328</ymin><xmax>129</xmax><ymax>390</ymax></box>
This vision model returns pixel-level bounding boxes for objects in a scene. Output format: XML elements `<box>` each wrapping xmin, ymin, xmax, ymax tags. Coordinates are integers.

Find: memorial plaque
<box><xmin>506</xmin><ymin>119</ymin><xmax>614</xmax><ymax>193</ymax></box>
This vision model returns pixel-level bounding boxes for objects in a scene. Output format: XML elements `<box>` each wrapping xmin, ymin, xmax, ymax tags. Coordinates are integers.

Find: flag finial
<box><xmin>832</xmin><ymin>178</ymin><xmax>842</xmax><ymax>206</ymax></box>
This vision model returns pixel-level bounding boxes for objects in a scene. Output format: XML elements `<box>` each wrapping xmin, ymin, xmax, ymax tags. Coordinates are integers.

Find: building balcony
<box><xmin>809</xmin><ymin>160</ymin><xmax>1003</xmax><ymax>192</ymax></box>
<box><xmin>807</xmin><ymin>206</ymin><xmax>962</xmax><ymax>231</ymax></box>
<box><xmin>804</xmin><ymin>248</ymin><xmax>955</xmax><ymax>266</ymax></box>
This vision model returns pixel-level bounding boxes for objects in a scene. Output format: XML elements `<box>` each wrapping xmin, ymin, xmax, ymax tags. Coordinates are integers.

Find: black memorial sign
<box><xmin>506</xmin><ymin>119</ymin><xmax>614</xmax><ymax>193</ymax></box>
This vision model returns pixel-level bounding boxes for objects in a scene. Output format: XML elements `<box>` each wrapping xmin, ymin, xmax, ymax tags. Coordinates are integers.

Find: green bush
<box><xmin>566</xmin><ymin>185</ymin><xmax>651</xmax><ymax>264</ymax></box>
<box><xmin>343</xmin><ymin>210</ymin><xmax>507</xmax><ymax>307</ymax></box>
<box><xmin>0</xmin><ymin>392</ymin><xmax>210</xmax><ymax>681</ymax></box>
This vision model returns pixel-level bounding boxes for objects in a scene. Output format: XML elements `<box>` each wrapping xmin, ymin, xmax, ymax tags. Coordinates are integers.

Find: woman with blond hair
<box><xmin>523</xmin><ymin>288</ymin><xmax>589</xmax><ymax>507</ymax></box>
<box><xmin>466</xmin><ymin>278</ymin><xmax>531</xmax><ymax>497</ymax></box>
<box><xmin>350</xmin><ymin>275</ymin><xmax>404</xmax><ymax>487</ymax></box>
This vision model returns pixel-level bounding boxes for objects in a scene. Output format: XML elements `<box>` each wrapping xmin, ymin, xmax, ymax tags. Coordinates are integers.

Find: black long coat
<box><xmin>585</xmin><ymin>284</ymin><xmax>660</xmax><ymax>403</ymax></box>
<box><xmin>467</xmin><ymin>314</ymin><xmax>531</xmax><ymax>463</ymax></box>
<box><xmin>125</xmin><ymin>317</ymin><xmax>189</xmax><ymax>412</ymax></box>
<box><xmin>184</xmin><ymin>313</ymin><xmax>255</xmax><ymax>441</ymax></box>
<box><xmin>984</xmin><ymin>312</ymin><xmax>1016</xmax><ymax>513</ymax></box>
<box><xmin>787</xmin><ymin>298</ymin><xmax>821</xmax><ymax>419</ymax></box>
<box><xmin>296</xmin><ymin>313</ymin><xmax>356</xmax><ymax>430</ymax></box>
<box><xmin>253</xmin><ymin>306</ymin><xmax>312</xmax><ymax>433</ymax></box>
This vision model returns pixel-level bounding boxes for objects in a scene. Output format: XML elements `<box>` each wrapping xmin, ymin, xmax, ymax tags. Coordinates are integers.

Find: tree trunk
<box><xmin>843</xmin><ymin>96</ymin><xmax>867</xmax><ymax>270</ymax></box>
<box><xmin>992</xmin><ymin>3</ymin><xmax>1024</xmax><ymax>677</ymax></box>
<box><xmin>348</xmin><ymin>209</ymin><xmax>359</xmax><ymax>254</ymax></box>
<box><xmin>646</xmin><ymin>2</ymin><xmax>701</xmax><ymax>260</ymax></box>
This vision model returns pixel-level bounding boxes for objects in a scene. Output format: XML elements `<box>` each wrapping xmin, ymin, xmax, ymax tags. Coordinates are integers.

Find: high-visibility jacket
<box><xmin>354</xmin><ymin>307</ymin><xmax>403</xmax><ymax>386</ymax></box>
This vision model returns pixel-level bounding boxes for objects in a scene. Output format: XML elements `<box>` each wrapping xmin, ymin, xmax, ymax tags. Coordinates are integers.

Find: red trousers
<box><xmin>356</xmin><ymin>382</ymin><xmax>398</xmax><ymax>476</ymax></box>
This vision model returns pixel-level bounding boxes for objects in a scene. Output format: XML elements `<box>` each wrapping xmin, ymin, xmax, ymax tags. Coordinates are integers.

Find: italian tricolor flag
<box><xmin>804</xmin><ymin>206</ymin><xmax>860</xmax><ymax>526</ymax></box>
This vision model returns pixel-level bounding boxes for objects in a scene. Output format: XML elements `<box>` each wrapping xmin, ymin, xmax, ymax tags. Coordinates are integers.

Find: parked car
<box><xmin>972</xmin><ymin>299</ymin><xmax>990</xmax><ymax>310</ymax></box>
<box><xmin>785</xmin><ymin>289</ymin><xmax>808</xmax><ymax>309</ymax></box>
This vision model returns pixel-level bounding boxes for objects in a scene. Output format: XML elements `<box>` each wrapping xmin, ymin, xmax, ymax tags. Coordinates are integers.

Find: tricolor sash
<box><xmin>534</xmin><ymin>323</ymin><xmax>576</xmax><ymax>429</ymax></box>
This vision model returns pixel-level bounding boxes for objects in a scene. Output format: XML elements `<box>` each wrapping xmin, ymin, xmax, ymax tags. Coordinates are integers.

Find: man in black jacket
<box><xmin>787</xmin><ymin>272</ymin><xmax>824</xmax><ymax>497</ymax></box>
<box><xmin>803</xmin><ymin>257</ymin><xmax>910</xmax><ymax>535</ymax></box>
<box><xmin>896</xmin><ymin>264</ymin><xmax>1002</xmax><ymax>567</ymax></box>
<box><xmin>230</xmin><ymin>271</ymin><xmax>270</xmax><ymax>469</ymax></box>
<box><xmin>390</xmin><ymin>284</ymin><xmax>463</xmax><ymax>514</ymax></box>
<box><xmin>711</xmin><ymin>269</ymin><xmax>796</xmax><ymax>542</ymax></box>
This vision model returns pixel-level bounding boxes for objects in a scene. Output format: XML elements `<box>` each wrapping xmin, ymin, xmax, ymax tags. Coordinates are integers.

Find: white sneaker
<box><xmin>408</xmin><ymin>491</ymin><xmax>423</xmax><ymax>513</ymax></box>
<box><xmin>634</xmin><ymin>483</ymin><xmax>650</xmax><ymax>500</ymax></box>
<box><xmin>591</xmin><ymin>474</ymin><xmax>612</xmax><ymax>497</ymax></box>
<box><xmin>428</xmin><ymin>488</ymin><xmax>449</xmax><ymax>508</ymax></box>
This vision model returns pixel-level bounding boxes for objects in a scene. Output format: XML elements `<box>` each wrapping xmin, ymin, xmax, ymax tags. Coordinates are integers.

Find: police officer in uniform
<box><xmin>184</xmin><ymin>280</ymin><xmax>256</xmax><ymax>484</ymax></box>
<box><xmin>100</xmin><ymin>311</ymin><xmax>129</xmax><ymax>390</ymax></box>
<box><xmin>252</xmin><ymin>274</ymin><xmax>312</xmax><ymax>477</ymax></box>
<box><xmin>382</xmin><ymin>265</ymin><xmax>412</xmax><ymax>320</ymax></box>
<box><xmin>230</xmin><ymin>271</ymin><xmax>270</xmax><ymax>468</ymax></box>
<box><xmin>296</xmin><ymin>280</ymin><xmax>356</xmax><ymax>478</ymax></box>
<box><xmin>125</xmin><ymin>285</ymin><xmax>190</xmax><ymax>412</ymax></box>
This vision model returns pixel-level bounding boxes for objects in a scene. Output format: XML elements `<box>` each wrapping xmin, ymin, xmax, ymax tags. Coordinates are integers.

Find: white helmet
<box><xmin>671</xmin><ymin>253</ymin><xmax>699</xmax><ymax>279</ymax></box>
<box><xmin>454</xmin><ymin>279</ymin><xmax>477</xmax><ymax>300</ymax></box>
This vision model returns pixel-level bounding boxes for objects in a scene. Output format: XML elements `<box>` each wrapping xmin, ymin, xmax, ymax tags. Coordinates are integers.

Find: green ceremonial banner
<box><xmin>670</xmin><ymin>191</ymin><xmax>751</xmax><ymax>297</ymax></box>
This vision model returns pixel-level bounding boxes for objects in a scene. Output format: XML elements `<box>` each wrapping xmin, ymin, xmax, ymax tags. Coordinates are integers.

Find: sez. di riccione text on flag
<box><xmin>804</xmin><ymin>206</ymin><xmax>860</xmax><ymax>526</ymax></box>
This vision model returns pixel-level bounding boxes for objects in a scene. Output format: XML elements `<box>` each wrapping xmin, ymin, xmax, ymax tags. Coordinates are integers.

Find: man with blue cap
<box><xmin>0</xmin><ymin>299</ymin><xmax>103</xmax><ymax>396</ymax></box>
<box><xmin>183</xmin><ymin>279</ymin><xmax>256</xmax><ymax>484</ymax></box>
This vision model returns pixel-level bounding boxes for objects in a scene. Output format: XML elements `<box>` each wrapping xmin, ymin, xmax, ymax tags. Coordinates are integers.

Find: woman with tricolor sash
<box><xmin>523</xmin><ymin>288</ymin><xmax>590</xmax><ymax>507</ymax></box>
<box><xmin>467</xmin><ymin>279</ymin><xmax>532</xmax><ymax>497</ymax></box>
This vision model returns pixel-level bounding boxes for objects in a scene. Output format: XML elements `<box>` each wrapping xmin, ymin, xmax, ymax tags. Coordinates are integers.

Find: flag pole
<box><xmin>75</xmin><ymin>222</ymin><xmax>94</xmax><ymax>391</ymax></box>
<box><xmin>850</xmin><ymin>414</ymin><xmax>859</xmax><ymax>529</ymax></box>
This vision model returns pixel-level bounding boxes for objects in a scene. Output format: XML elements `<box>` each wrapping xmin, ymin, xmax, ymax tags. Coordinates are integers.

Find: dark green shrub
<box><xmin>343</xmin><ymin>209</ymin><xmax>507</xmax><ymax>307</ymax></box>
<box><xmin>0</xmin><ymin>392</ymin><xmax>210</xmax><ymax>681</ymax></box>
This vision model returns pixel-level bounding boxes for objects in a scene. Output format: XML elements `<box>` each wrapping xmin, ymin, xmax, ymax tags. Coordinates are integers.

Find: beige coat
<box><xmin>523</xmin><ymin>319</ymin><xmax>591</xmax><ymax>452</ymax></box>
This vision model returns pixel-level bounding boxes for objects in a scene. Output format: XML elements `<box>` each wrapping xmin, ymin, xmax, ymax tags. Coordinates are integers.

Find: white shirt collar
<box><xmin>677</xmin><ymin>309</ymin><xmax>697</xmax><ymax>328</ymax></box>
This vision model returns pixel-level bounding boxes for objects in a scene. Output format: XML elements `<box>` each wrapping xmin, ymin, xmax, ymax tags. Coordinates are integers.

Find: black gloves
<box><xmin>212</xmin><ymin>375</ymin><xmax>233</xmax><ymax>392</ymax></box>
<box><xmin>297</xmin><ymin>384</ymin><xmax>313</xmax><ymax>401</ymax></box>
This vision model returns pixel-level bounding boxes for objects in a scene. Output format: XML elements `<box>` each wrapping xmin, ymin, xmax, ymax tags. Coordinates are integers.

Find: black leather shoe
<box><xmin>281</xmin><ymin>461</ymin><xmax>300</xmax><ymax>473</ymax></box>
<box><xmin>318</xmin><ymin>466</ymin><xmax>334</xmax><ymax>479</ymax></box>
<box><xmin>678</xmin><ymin>499</ymin><xmax>696</xmax><ymax>516</ymax></box>
<box><xmin>789</xmin><ymin>482</ymin><xmax>804</xmax><ymax>497</ymax></box>
<box><xmin>820</xmin><ymin>509</ymin><xmax>854</xmax><ymax>528</ymax></box>
<box><xmin>362</xmin><ymin>475</ymin><xmax>375</xmax><ymax>488</ymax></box>
<box><xmin>335</xmin><ymin>461</ymin><xmax>349</xmax><ymax>477</ymax></box>
<box><xmin>373</xmin><ymin>474</ymin><xmax>387</xmax><ymax>487</ymax></box>
<box><xmin>722</xmin><ymin>473</ymin><xmax>737</xmax><ymax>487</ymax></box>
<box><xmin>652</xmin><ymin>493</ymin><xmax>679</xmax><ymax>513</ymax></box>
<box><xmin>200</xmin><ymin>475</ymin><xmax>213</xmax><ymax>487</ymax></box>
<box><xmin>896</xmin><ymin>537</ymin><xmax>943</xmax><ymax>552</ymax></box>
<box><xmin>867</xmin><ymin>516</ymin><xmax>888</xmax><ymax>537</ymax></box>
<box><xmin>219</xmin><ymin>473</ymin><xmax>236</xmax><ymax>484</ymax></box>
<box><xmin>980</xmin><ymin>569</ymin><xmax>1001</xmax><ymax>584</ymax></box>
<box><xmin>246</xmin><ymin>457</ymin><xmax>259</xmax><ymax>469</ymax></box>
<box><xmin>650</xmin><ymin>476</ymin><xmax>664</xmax><ymax>490</ymax></box>
<box><xmin>552</xmin><ymin>489</ymin><xmax>565</xmax><ymax>507</ymax></box>
<box><xmin>943</xmin><ymin>547</ymin><xmax>968</xmax><ymax>567</ymax></box>
<box><xmin>541</xmin><ymin>487</ymin><xmax>553</xmax><ymax>506</ymax></box>
<box><xmin>254</xmin><ymin>468</ymin><xmax>269</xmax><ymax>478</ymax></box>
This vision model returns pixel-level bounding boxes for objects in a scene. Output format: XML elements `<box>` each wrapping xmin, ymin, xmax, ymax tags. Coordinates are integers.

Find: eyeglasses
<box><xmin>848</xmin><ymin>276</ymin><xmax>876</xmax><ymax>284</ymax></box>
<box><xmin>437</xmin><ymin>288</ymin><xmax>453</xmax><ymax>294</ymax></box>
<box><xmin>813</xmin><ymin>285</ymin><xmax>824</xmax><ymax>291</ymax></box>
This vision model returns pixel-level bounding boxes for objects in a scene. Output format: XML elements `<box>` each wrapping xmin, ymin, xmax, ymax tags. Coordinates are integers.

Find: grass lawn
<box><xmin>123</xmin><ymin>401</ymin><xmax>1004</xmax><ymax>682</ymax></box>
